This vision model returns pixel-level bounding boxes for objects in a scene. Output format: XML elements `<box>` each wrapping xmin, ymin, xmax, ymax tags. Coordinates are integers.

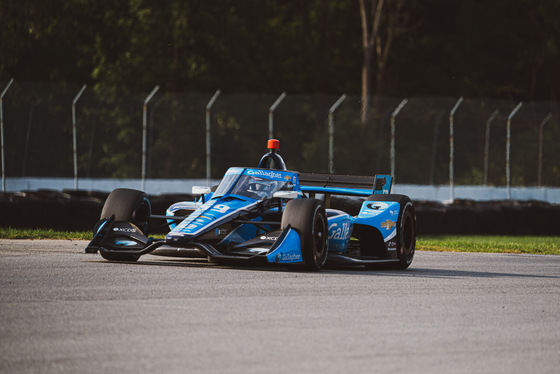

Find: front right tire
<box><xmin>98</xmin><ymin>188</ymin><xmax>151</xmax><ymax>262</ymax></box>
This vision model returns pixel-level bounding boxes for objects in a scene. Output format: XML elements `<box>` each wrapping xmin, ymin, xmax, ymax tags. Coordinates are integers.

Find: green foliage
<box><xmin>418</xmin><ymin>235</ymin><xmax>560</xmax><ymax>255</ymax></box>
<box><xmin>1</xmin><ymin>1</ymin><xmax>559</xmax><ymax>183</ymax></box>
<box><xmin>2</xmin><ymin>0</ymin><xmax>558</xmax><ymax>100</ymax></box>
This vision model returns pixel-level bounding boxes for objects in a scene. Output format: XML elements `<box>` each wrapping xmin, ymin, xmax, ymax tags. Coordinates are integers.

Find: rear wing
<box><xmin>298</xmin><ymin>173</ymin><xmax>392</xmax><ymax>198</ymax></box>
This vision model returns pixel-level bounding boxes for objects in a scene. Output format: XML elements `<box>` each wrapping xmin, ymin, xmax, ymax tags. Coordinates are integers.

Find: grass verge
<box><xmin>0</xmin><ymin>227</ymin><xmax>92</xmax><ymax>240</ymax></box>
<box><xmin>417</xmin><ymin>235</ymin><xmax>560</xmax><ymax>255</ymax></box>
<box><xmin>0</xmin><ymin>228</ymin><xmax>558</xmax><ymax>255</ymax></box>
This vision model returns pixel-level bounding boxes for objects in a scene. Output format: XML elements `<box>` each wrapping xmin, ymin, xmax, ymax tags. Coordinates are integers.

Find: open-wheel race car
<box><xmin>85</xmin><ymin>140</ymin><xmax>417</xmax><ymax>270</ymax></box>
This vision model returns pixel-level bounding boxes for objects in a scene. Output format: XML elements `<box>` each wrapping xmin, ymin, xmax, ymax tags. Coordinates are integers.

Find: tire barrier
<box><xmin>0</xmin><ymin>190</ymin><xmax>191</xmax><ymax>233</ymax></box>
<box><xmin>331</xmin><ymin>196</ymin><xmax>560</xmax><ymax>236</ymax></box>
<box><xmin>1</xmin><ymin>191</ymin><xmax>559</xmax><ymax>235</ymax></box>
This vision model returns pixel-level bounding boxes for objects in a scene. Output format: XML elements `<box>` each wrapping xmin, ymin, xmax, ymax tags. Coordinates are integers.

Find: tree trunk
<box><xmin>359</xmin><ymin>0</ymin><xmax>385</xmax><ymax>127</ymax></box>
<box><xmin>361</xmin><ymin>43</ymin><xmax>374</xmax><ymax>126</ymax></box>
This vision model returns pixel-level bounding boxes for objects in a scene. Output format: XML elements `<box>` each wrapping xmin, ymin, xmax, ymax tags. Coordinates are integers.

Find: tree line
<box><xmin>1</xmin><ymin>0</ymin><xmax>559</xmax><ymax>102</ymax></box>
<box><xmin>1</xmin><ymin>1</ymin><xmax>559</xmax><ymax>187</ymax></box>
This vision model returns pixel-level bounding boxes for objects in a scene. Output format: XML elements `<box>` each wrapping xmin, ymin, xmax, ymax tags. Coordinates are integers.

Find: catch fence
<box><xmin>1</xmin><ymin>81</ymin><xmax>559</xmax><ymax>191</ymax></box>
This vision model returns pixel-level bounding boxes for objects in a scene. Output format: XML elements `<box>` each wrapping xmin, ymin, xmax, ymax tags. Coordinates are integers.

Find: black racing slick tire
<box><xmin>100</xmin><ymin>188</ymin><xmax>151</xmax><ymax>233</ymax></box>
<box><xmin>366</xmin><ymin>194</ymin><xmax>416</xmax><ymax>269</ymax></box>
<box><xmin>282</xmin><ymin>198</ymin><xmax>328</xmax><ymax>271</ymax></box>
<box><xmin>98</xmin><ymin>188</ymin><xmax>151</xmax><ymax>262</ymax></box>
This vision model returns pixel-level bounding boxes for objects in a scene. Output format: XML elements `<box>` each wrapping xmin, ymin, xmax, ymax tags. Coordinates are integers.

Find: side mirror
<box><xmin>192</xmin><ymin>186</ymin><xmax>211</xmax><ymax>196</ymax></box>
<box><xmin>273</xmin><ymin>191</ymin><xmax>301</xmax><ymax>199</ymax></box>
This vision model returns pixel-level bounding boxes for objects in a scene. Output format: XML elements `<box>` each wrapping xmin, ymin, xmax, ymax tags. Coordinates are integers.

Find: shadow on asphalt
<box><xmin>84</xmin><ymin>255</ymin><xmax>560</xmax><ymax>279</ymax></box>
<box><xmin>354</xmin><ymin>267</ymin><xmax>560</xmax><ymax>279</ymax></box>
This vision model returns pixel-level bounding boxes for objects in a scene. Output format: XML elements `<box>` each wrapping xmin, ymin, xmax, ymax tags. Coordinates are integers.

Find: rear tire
<box><xmin>366</xmin><ymin>194</ymin><xmax>416</xmax><ymax>269</ymax></box>
<box><xmin>282</xmin><ymin>199</ymin><xmax>328</xmax><ymax>271</ymax></box>
<box><xmin>99</xmin><ymin>188</ymin><xmax>151</xmax><ymax>262</ymax></box>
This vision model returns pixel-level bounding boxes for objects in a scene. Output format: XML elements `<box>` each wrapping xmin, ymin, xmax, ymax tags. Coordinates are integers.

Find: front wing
<box><xmin>85</xmin><ymin>216</ymin><xmax>306</xmax><ymax>266</ymax></box>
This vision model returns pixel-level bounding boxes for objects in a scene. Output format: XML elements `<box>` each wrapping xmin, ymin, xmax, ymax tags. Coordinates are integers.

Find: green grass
<box><xmin>0</xmin><ymin>227</ymin><xmax>92</xmax><ymax>240</ymax></box>
<box><xmin>0</xmin><ymin>228</ymin><xmax>558</xmax><ymax>255</ymax></box>
<box><xmin>417</xmin><ymin>235</ymin><xmax>560</xmax><ymax>255</ymax></box>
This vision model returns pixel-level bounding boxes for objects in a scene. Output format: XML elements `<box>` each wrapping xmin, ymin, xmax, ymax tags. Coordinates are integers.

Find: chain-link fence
<box><xmin>2</xmin><ymin>81</ymin><xmax>559</xmax><ymax>187</ymax></box>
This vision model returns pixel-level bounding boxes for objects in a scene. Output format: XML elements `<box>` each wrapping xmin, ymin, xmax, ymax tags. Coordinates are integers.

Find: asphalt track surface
<box><xmin>1</xmin><ymin>240</ymin><xmax>559</xmax><ymax>374</ymax></box>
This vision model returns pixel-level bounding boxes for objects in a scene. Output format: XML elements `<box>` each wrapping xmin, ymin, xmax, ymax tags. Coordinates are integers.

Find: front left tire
<box><xmin>281</xmin><ymin>198</ymin><xmax>328</xmax><ymax>270</ymax></box>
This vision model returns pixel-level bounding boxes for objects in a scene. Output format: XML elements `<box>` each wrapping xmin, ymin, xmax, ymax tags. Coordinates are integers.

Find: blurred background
<box><xmin>1</xmin><ymin>0</ymin><xmax>558</xmax><ymax>186</ymax></box>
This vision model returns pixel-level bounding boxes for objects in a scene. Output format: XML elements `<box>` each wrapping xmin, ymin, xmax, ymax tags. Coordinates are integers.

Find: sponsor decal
<box><xmin>217</xmin><ymin>228</ymin><xmax>229</xmax><ymax>236</ymax></box>
<box><xmin>260</xmin><ymin>235</ymin><xmax>279</xmax><ymax>241</ymax></box>
<box><xmin>211</xmin><ymin>204</ymin><xmax>229</xmax><ymax>214</ymax></box>
<box><xmin>168</xmin><ymin>197</ymin><xmax>259</xmax><ymax>238</ymax></box>
<box><xmin>113</xmin><ymin>227</ymin><xmax>137</xmax><ymax>233</ymax></box>
<box><xmin>381</xmin><ymin>220</ymin><xmax>396</xmax><ymax>230</ymax></box>
<box><xmin>361</xmin><ymin>202</ymin><xmax>389</xmax><ymax>216</ymax></box>
<box><xmin>276</xmin><ymin>253</ymin><xmax>301</xmax><ymax>262</ymax></box>
<box><xmin>329</xmin><ymin>222</ymin><xmax>351</xmax><ymax>240</ymax></box>
<box><xmin>246</xmin><ymin>169</ymin><xmax>284</xmax><ymax>180</ymax></box>
<box><xmin>366</xmin><ymin>202</ymin><xmax>389</xmax><ymax>211</ymax></box>
<box><xmin>282</xmin><ymin>253</ymin><xmax>301</xmax><ymax>261</ymax></box>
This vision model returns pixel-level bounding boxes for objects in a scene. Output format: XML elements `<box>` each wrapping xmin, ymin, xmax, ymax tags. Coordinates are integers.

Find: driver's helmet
<box><xmin>248</xmin><ymin>179</ymin><xmax>277</xmax><ymax>198</ymax></box>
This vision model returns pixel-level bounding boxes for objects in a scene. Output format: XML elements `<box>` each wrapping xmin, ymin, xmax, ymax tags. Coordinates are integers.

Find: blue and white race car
<box><xmin>86</xmin><ymin>140</ymin><xmax>416</xmax><ymax>270</ymax></box>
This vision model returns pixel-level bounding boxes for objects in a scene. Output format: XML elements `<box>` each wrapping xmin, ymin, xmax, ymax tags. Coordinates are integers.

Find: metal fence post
<box><xmin>390</xmin><ymin>99</ymin><xmax>408</xmax><ymax>181</ymax></box>
<box><xmin>205</xmin><ymin>89</ymin><xmax>221</xmax><ymax>185</ymax></box>
<box><xmin>22</xmin><ymin>99</ymin><xmax>41</xmax><ymax>177</ymax></box>
<box><xmin>328</xmin><ymin>94</ymin><xmax>347</xmax><ymax>174</ymax></box>
<box><xmin>1</xmin><ymin>78</ymin><xmax>14</xmax><ymax>192</ymax></box>
<box><xmin>483</xmin><ymin>109</ymin><xmax>499</xmax><ymax>186</ymax></box>
<box><xmin>537</xmin><ymin>113</ymin><xmax>552</xmax><ymax>187</ymax></box>
<box><xmin>141</xmin><ymin>85</ymin><xmax>160</xmax><ymax>191</ymax></box>
<box><xmin>268</xmin><ymin>92</ymin><xmax>286</xmax><ymax>139</ymax></box>
<box><xmin>449</xmin><ymin>97</ymin><xmax>463</xmax><ymax>202</ymax></box>
<box><xmin>72</xmin><ymin>84</ymin><xmax>87</xmax><ymax>191</ymax></box>
<box><xmin>506</xmin><ymin>102</ymin><xmax>523</xmax><ymax>200</ymax></box>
